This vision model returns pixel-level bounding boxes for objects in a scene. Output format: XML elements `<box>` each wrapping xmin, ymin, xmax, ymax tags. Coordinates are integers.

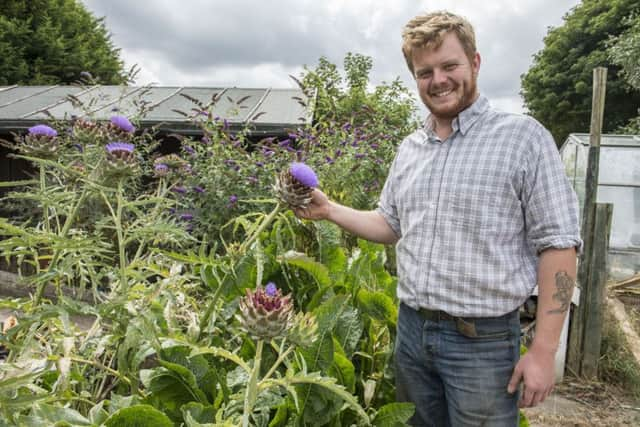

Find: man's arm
<box><xmin>294</xmin><ymin>189</ymin><xmax>399</xmax><ymax>245</ymax></box>
<box><xmin>508</xmin><ymin>247</ymin><xmax>577</xmax><ymax>407</ymax></box>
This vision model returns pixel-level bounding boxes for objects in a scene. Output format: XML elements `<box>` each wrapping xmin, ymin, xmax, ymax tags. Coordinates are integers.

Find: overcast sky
<box><xmin>81</xmin><ymin>0</ymin><xmax>581</xmax><ymax>115</ymax></box>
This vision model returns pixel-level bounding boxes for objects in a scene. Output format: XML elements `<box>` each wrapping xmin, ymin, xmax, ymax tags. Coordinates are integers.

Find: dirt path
<box><xmin>523</xmin><ymin>382</ymin><xmax>640</xmax><ymax>426</ymax></box>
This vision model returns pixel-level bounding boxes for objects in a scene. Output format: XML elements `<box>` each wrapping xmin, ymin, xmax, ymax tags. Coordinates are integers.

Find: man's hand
<box><xmin>294</xmin><ymin>189</ymin><xmax>331</xmax><ymax>221</ymax></box>
<box><xmin>507</xmin><ymin>346</ymin><xmax>556</xmax><ymax>408</ymax></box>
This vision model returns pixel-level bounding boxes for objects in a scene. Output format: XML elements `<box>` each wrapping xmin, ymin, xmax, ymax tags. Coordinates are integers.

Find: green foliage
<box><xmin>0</xmin><ymin>54</ymin><xmax>420</xmax><ymax>424</ymax></box>
<box><xmin>608</xmin><ymin>14</ymin><xmax>640</xmax><ymax>133</ymax></box>
<box><xmin>0</xmin><ymin>0</ymin><xmax>127</xmax><ymax>85</ymax></box>
<box><xmin>104</xmin><ymin>405</ymin><xmax>174</xmax><ymax>427</ymax></box>
<box><xmin>521</xmin><ymin>0</ymin><xmax>640</xmax><ymax>144</ymax></box>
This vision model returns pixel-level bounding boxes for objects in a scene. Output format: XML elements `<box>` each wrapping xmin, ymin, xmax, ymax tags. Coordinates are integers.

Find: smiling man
<box><xmin>295</xmin><ymin>10</ymin><xmax>581</xmax><ymax>426</ymax></box>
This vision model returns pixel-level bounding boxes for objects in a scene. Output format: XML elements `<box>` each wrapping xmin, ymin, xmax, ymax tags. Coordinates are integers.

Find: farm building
<box><xmin>0</xmin><ymin>84</ymin><xmax>312</xmax><ymax>186</ymax></box>
<box><xmin>560</xmin><ymin>133</ymin><xmax>640</xmax><ymax>279</ymax></box>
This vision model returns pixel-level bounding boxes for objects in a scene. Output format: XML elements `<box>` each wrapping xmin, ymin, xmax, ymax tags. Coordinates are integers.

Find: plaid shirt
<box><xmin>377</xmin><ymin>95</ymin><xmax>582</xmax><ymax>317</ymax></box>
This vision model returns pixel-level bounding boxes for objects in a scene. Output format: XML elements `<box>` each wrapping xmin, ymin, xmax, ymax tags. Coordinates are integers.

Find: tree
<box><xmin>521</xmin><ymin>0</ymin><xmax>640</xmax><ymax>145</ymax></box>
<box><xmin>299</xmin><ymin>53</ymin><xmax>418</xmax><ymax>137</ymax></box>
<box><xmin>608</xmin><ymin>14</ymin><xmax>640</xmax><ymax>133</ymax></box>
<box><xmin>0</xmin><ymin>0</ymin><xmax>127</xmax><ymax>85</ymax></box>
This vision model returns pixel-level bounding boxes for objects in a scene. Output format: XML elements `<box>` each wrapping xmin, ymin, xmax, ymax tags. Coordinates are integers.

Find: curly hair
<box><xmin>402</xmin><ymin>11</ymin><xmax>477</xmax><ymax>75</ymax></box>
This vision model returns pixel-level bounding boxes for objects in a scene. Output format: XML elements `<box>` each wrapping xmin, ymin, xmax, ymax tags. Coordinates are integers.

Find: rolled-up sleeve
<box><xmin>376</xmin><ymin>156</ymin><xmax>402</xmax><ymax>239</ymax></box>
<box><xmin>522</xmin><ymin>122</ymin><xmax>583</xmax><ymax>254</ymax></box>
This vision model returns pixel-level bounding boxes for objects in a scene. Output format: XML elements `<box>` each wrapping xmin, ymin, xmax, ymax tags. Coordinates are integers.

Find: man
<box><xmin>295</xmin><ymin>10</ymin><xmax>581</xmax><ymax>427</ymax></box>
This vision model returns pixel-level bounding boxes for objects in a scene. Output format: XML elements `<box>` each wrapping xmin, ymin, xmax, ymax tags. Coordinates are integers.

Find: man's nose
<box><xmin>432</xmin><ymin>68</ymin><xmax>448</xmax><ymax>85</ymax></box>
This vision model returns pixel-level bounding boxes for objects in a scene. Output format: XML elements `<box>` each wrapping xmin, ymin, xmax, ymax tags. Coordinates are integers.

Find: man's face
<box><xmin>412</xmin><ymin>32</ymin><xmax>480</xmax><ymax>120</ymax></box>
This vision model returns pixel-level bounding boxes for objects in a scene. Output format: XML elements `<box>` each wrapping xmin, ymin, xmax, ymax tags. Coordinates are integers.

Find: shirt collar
<box><xmin>422</xmin><ymin>94</ymin><xmax>490</xmax><ymax>141</ymax></box>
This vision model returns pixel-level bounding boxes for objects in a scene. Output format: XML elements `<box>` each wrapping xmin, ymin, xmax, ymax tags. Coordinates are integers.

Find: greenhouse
<box><xmin>560</xmin><ymin>133</ymin><xmax>640</xmax><ymax>279</ymax></box>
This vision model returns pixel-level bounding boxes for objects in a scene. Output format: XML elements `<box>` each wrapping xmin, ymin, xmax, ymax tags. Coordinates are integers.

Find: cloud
<box><xmin>82</xmin><ymin>0</ymin><xmax>580</xmax><ymax>114</ymax></box>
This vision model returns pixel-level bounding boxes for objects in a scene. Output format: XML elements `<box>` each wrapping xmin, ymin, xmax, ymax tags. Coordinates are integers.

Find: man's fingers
<box><xmin>507</xmin><ymin>365</ymin><xmax>522</xmax><ymax>394</ymax></box>
<box><xmin>519</xmin><ymin>386</ymin><xmax>535</xmax><ymax>408</ymax></box>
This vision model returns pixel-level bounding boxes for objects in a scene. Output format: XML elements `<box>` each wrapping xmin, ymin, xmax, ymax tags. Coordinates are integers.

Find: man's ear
<box><xmin>472</xmin><ymin>52</ymin><xmax>481</xmax><ymax>76</ymax></box>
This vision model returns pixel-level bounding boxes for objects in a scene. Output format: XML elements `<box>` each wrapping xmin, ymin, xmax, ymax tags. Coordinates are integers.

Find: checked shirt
<box><xmin>376</xmin><ymin>95</ymin><xmax>582</xmax><ymax>317</ymax></box>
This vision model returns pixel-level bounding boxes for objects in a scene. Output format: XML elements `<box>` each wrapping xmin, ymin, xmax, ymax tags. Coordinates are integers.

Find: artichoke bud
<box><xmin>238</xmin><ymin>283</ymin><xmax>293</xmax><ymax>340</ymax></box>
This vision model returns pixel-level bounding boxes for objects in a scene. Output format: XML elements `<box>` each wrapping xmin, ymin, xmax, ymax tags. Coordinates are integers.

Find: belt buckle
<box><xmin>455</xmin><ymin>317</ymin><xmax>478</xmax><ymax>338</ymax></box>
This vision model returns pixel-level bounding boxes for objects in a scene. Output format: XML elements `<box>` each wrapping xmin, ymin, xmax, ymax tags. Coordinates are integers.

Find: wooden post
<box><xmin>567</xmin><ymin>67</ymin><xmax>608</xmax><ymax>374</ymax></box>
<box><xmin>581</xmin><ymin>203</ymin><xmax>613</xmax><ymax>378</ymax></box>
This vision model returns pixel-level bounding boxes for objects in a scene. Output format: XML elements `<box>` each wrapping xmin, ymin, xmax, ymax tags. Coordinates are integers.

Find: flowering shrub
<box><xmin>0</xmin><ymin>55</ymin><xmax>421</xmax><ymax>426</ymax></box>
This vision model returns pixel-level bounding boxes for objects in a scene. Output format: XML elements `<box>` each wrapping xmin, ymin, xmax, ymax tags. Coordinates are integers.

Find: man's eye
<box><xmin>418</xmin><ymin>71</ymin><xmax>432</xmax><ymax>79</ymax></box>
<box><xmin>444</xmin><ymin>64</ymin><xmax>457</xmax><ymax>71</ymax></box>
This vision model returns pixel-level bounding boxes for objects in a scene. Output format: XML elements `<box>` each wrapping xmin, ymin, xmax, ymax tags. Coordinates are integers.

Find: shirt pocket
<box><xmin>447</xmin><ymin>184</ymin><xmax>524</xmax><ymax>236</ymax></box>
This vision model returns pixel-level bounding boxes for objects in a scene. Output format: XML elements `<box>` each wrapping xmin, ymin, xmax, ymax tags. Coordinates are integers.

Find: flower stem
<box><xmin>40</xmin><ymin>165</ymin><xmax>50</xmax><ymax>233</ymax></box>
<box><xmin>115</xmin><ymin>180</ymin><xmax>128</xmax><ymax>295</ymax></box>
<box><xmin>240</xmin><ymin>202</ymin><xmax>281</xmax><ymax>253</ymax></box>
<box><xmin>261</xmin><ymin>343</ymin><xmax>295</xmax><ymax>383</ymax></box>
<box><xmin>242</xmin><ymin>339</ymin><xmax>264</xmax><ymax>427</ymax></box>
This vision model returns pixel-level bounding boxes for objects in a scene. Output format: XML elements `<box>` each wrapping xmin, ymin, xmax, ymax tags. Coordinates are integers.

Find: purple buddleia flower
<box><xmin>110</xmin><ymin>115</ymin><xmax>135</xmax><ymax>133</ymax></box>
<box><xmin>229</xmin><ymin>194</ymin><xmax>238</xmax><ymax>203</ymax></box>
<box><xmin>279</xmin><ymin>139</ymin><xmax>291</xmax><ymax>147</ymax></box>
<box><xmin>106</xmin><ymin>142</ymin><xmax>134</xmax><ymax>154</ymax></box>
<box><xmin>180</xmin><ymin>213</ymin><xmax>194</xmax><ymax>221</ymax></box>
<box><xmin>265</xmin><ymin>282</ymin><xmax>277</xmax><ymax>297</ymax></box>
<box><xmin>289</xmin><ymin>162</ymin><xmax>319</xmax><ymax>188</ymax></box>
<box><xmin>28</xmin><ymin>125</ymin><xmax>57</xmax><ymax>138</ymax></box>
<box><xmin>172</xmin><ymin>186</ymin><xmax>187</xmax><ymax>194</ymax></box>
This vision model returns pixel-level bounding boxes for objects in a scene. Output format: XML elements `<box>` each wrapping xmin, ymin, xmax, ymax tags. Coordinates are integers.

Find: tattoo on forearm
<box><xmin>547</xmin><ymin>271</ymin><xmax>574</xmax><ymax>315</ymax></box>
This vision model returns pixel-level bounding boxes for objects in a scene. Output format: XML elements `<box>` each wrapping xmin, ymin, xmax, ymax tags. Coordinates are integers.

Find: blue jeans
<box><xmin>395</xmin><ymin>303</ymin><xmax>520</xmax><ymax>427</ymax></box>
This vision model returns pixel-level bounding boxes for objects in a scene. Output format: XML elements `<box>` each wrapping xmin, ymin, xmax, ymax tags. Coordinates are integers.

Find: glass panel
<box><xmin>561</xmin><ymin>142</ymin><xmax>577</xmax><ymax>186</ymax></box>
<box><xmin>597</xmin><ymin>186</ymin><xmax>640</xmax><ymax>249</ymax></box>
<box><xmin>599</xmin><ymin>147</ymin><xmax>640</xmax><ymax>186</ymax></box>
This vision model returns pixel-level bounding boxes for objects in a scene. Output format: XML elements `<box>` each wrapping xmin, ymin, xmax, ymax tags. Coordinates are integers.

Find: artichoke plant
<box><xmin>238</xmin><ymin>282</ymin><xmax>293</xmax><ymax>340</ymax></box>
<box><xmin>274</xmin><ymin>162</ymin><xmax>319</xmax><ymax>209</ymax></box>
<box><xmin>19</xmin><ymin>125</ymin><xmax>60</xmax><ymax>158</ymax></box>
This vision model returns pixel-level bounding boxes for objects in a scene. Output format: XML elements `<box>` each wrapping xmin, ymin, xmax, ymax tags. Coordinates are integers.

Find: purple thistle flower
<box><xmin>184</xmin><ymin>146</ymin><xmax>195</xmax><ymax>155</ymax></box>
<box><xmin>255</xmin><ymin>161</ymin><xmax>264</xmax><ymax>168</ymax></box>
<box><xmin>172</xmin><ymin>186</ymin><xmax>187</xmax><ymax>194</ymax></box>
<box><xmin>180</xmin><ymin>213</ymin><xmax>194</xmax><ymax>221</ymax></box>
<box><xmin>325</xmin><ymin>156</ymin><xmax>334</xmax><ymax>164</ymax></box>
<box><xmin>110</xmin><ymin>115</ymin><xmax>135</xmax><ymax>133</ymax></box>
<box><xmin>229</xmin><ymin>194</ymin><xmax>238</xmax><ymax>203</ymax></box>
<box><xmin>341</xmin><ymin>123</ymin><xmax>352</xmax><ymax>131</ymax></box>
<box><xmin>106</xmin><ymin>142</ymin><xmax>134</xmax><ymax>154</ymax></box>
<box><xmin>201</xmin><ymin>136</ymin><xmax>211</xmax><ymax>145</ymax></box>
<box><xmin>192</xmin><ymin>185</ymin><xmax>205</xmax><ymax>193</ymax></box>
<box><xmin>289</xmin><ymin>162</ymin><xmax>319</xmax><ymax>188</ymax></box>
<box><xmin>265</xmin><ymin>282</ymin><xmax>277</xmax><ymax>297</ymax></box>
<box><xmin>370</xmin><ymin>143</ymin><xmax>379</xmax><ymax>149</ymax></box>
<box><xmin>355</xmin><ymin>153</ymin><xmax>365</xmax><ymax>160</ymax></box>
<box><xmin>28</xmin><ymin>124</ymin><xmax>57</xmax><ymax>138</ymax></box>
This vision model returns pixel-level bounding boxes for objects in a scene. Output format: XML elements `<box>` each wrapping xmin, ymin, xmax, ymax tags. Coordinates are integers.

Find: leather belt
<box><xmin>417</xmin><ymin>308</ymin><xmax>478</xmax><ymax>337</ymax></box>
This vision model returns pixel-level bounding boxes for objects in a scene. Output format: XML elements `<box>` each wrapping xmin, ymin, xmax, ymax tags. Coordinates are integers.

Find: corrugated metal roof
<box><xmin>566</xmin><ymin>133</ymin><xmax>640</xmax><ymax>147</ymax></box>
<box><xmin>0</xmin><ymin>85</ymin><xmax>312</xmax><ymax>136</ymax></box>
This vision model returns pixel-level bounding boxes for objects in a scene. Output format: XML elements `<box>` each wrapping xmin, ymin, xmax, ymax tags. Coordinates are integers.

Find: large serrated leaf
<box><xmin>372</xmin><ymin>402</ymin><xmax>415</xmax><ymax>427</ymax></box>
<box><xmin>31</xmin><ymin>403</ymin><xmax>92</xmax><ymax>425</ymax></box>
<box><xmin>357</xmin><ymin>289</ymin><xmax>397</xmax><ymax>327</ymax></box>
<box><xmin>278</xmin><ymin>251</ymin><xmax>331</xmax><ymax>288</ymax></box>
<box><xmin>104</xmin><ymin>404</ymin><xmax>174</xmax><ymax>427</ymax></box>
